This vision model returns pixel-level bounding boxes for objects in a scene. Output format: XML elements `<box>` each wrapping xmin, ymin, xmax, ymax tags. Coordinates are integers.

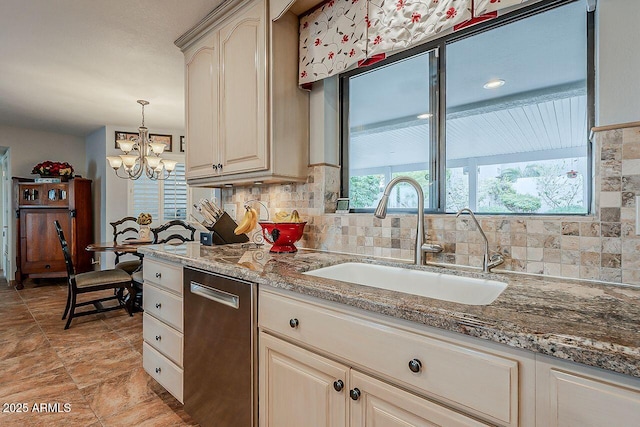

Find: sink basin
<box><xmin>304</xmin><ymin>262</ymin><xmax>507</xmax><ymax>305</ymax></box>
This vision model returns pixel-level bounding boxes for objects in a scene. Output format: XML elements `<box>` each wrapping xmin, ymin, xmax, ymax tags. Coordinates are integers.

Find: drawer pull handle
<box><xmin>408</xmin><ymin>358</ymin><xmax>422</xmax><ymax>373</ymax></box>
<box><xmin>333</xmin><ymin>380</ymin><xmax>344</xmax><ymax>392</ymax></box>
<box><xmin>155</xmin><ymin>303</ymin><xmax>162</xmax><ymax>309</ymax></box>
<box><xmin>349</xmin><ymin>388</ymin><xmax>361</xmax><ymax>401</ymax></box>
<box><xmin>155</xmin><ymin>335</ymin><xmax>161</xmax><ymax>341</ymax></box>
<box><xmin>155</xmin><ymin>367</ymin><xmax>161</xmax><ymax>374</ymax></box>
<box><xmin>155</xmin><ymin>272</ymin><xmax>162</xmax><ymax>279</ymax></box>
<box><xmin>289</xmin><ymin>318</ymin><xmax>299</xmax><ymax>329</ymax></box>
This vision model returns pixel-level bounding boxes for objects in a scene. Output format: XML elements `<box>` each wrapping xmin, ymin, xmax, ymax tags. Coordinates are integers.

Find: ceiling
<box><xmin>0</xmin><ymin>0</ymin><xmax>225</xmax><ymax>137</ymax></box>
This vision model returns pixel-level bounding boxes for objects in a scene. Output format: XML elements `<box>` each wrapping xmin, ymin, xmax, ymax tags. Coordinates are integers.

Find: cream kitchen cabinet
<box><xmin>536</xmin><ymin>355</ymin><xmax>640</xmax><ymax>427</ymax></box>
<box><xmin>259</xmin><ymin>288</ymin><xmax>535</xmax><ymax>427</ymax></box>
<box><xmin>260</xmin><ymin>332</ymin><xmax>489</xmax><ymax>427</ymax></box>
<box><xmin>178</xmin><ymin>0</ymin><xmax>309</xmax><ymax>186</ymax></box>
<box><xmin>142</xmin><ymin>257</ymin><xmax>184</xmax><ymax>403</ymax></box>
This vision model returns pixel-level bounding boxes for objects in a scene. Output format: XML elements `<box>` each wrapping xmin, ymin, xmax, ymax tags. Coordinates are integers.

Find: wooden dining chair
<box><xmin>54</xmin><ymin>220</ymin><xmax>136</xmax><ymax>329</ymax></box>
<box><xmin>151</xmin><ymin>219</ymin><xmax>197</xmax><ymax>244</ymax></box>
<box><xmin>110</xmin><ymin>216</ymin><xmax>143</xmax><ymax>274</ymax></box>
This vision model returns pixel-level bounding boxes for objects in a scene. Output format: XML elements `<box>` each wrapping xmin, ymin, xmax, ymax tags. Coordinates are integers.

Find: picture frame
<box><xmin>336</xmin><ymin>198</ymin><xmax>350</xmax><ymax>214</ymax></box>
<box><xmin>180</xmin><ymin>135</ymin><xmax>185</xmax><ymax>153</ymax></box>
<box><xmin>150</xmin><ymin>133</ymin><xmax>172</xmax><ymax>152</ymax></box>
<box><xmin>114</xmin><ymin>131</ymin><xmax>138</xmax><ymax>149</ymax></box>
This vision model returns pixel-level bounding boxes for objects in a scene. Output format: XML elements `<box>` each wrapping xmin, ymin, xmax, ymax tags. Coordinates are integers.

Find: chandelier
<box><xmin>107</xmin><ymin>100</ymin><xmax>177</xmax><ymax>180</ymax></box>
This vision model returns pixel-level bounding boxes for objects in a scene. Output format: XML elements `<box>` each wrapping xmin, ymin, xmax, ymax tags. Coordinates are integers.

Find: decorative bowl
<box><xmin>259</xmin><ymin>222</ymin><xmax>306</xmax><ymax>253</ymax></box>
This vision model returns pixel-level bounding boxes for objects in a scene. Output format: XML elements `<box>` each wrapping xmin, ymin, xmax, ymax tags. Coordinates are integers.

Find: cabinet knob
<box><xmin>408</xmin><ymin>358</ymin><xmax>422</xmax><ymax>373</ymax></box>
<box><xmin>349</xmin><ymin>388</ymin><xmax>361</xmax><ymax>401</ymax></box>
<box><xmin>289</xmin><ymin>318</ymin><xmax>299</xmax><ymax>329</ymax></box>
<box><xmin>155</xmin><ymin>272</ymin><xmax>162</xmax><ymax>279</ymax></box>
<box><xmin>333</xmin><ymin>380</ymin><xmax>344</xmax><ymax>392</ymax></box>
<box><xmin>218</xmin><ymin>163</ymin><xmax>223</xmax><ymax>170</ymax></box>
<box><xmin>212</xmin><ymin>164</ymin><xmax>218</xmax><ymax>170</ymax></box>
<box><xmin>155</xmin><ymin>335</ymin><xmax>161</xmax><ymax>341</ymax></box>
<box><xmin>155</xmin><ymin>367</ymin><xmax>161</xmax><ymax>374</ymax></box>
<box><xmin>155</xmin><ymin>303</ymin><xmax>162</xmax><ymax>309</ymax></box>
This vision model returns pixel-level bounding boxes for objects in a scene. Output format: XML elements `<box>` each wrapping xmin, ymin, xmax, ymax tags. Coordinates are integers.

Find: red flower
<box><xmin>446</xmin><ymin>7</ymin><xmax>457</xmax><ymax>19</ymax></box>
<box><xmin>342</xmin><ymin>34</ymin><xmax>349</xmax><ymax>43</ymax></box>
<box><xmin>373</xmin><ymin>35</ymin><xmax>382</xmax><ymax>45</ymax></box>
<box><xmin>352</xmin><ymin>0</ymin><xmax>359</xmax><ymax>3</ymax></box>
<box><xmin>490</xmin><ymin>0</ymin><xmax>500</xmax><ymax>3</ymax></box>
<box><xmin>365</xmin><ymin>15</ymin><xmax>371</xmax><ymax>28</ymax></box>
<box><xmin>396</xmin><ymin>0</ymin><xmax>406</xmax><ymax>10</ymax></box>
<box><xmin>314</xmin><ymin>38</ymin><xmax>321</xmax><ymax>46</ymax></box>
<box><xmin>303</xmin><ymin>21</ymin><xmax>309</xmax><ymax>29</ymax></box>
<box><xmin>328</xmin><ymin>51</ymin><xmax>335</xmax><ymax>59</ymax></box>
<box><xmin>327</xmin><ymin>0</ymin><xmax>334</xmax><ymax>6</ymax></box>
<box><xmin>301</xmin><ymin>70</ymin><xmax>307</xmax><ymax>78</ymax></box>
<box><xmin>411</xmin><ymin>12</ymin><xmax>421</xmax><ymax>23</ymax></box>
<box><xmin>349</xmin><ymin>48</ymin><xmax>356</xmax><ymax>57</ymax></box>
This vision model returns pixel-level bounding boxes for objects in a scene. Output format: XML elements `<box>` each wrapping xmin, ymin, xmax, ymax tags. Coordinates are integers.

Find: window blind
<box><xmin>131</xmin><ymin>173</ymin><xmax>160</xmax><ymax>221</ymax></box>
<box><xmin>163</xmin><ymin>163</ymin><xmax>187</xmax><ymax>220</ymax></box>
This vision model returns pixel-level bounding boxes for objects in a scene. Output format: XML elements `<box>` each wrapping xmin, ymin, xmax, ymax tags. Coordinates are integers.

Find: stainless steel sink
<box><xmin>304</xmin><ymin>262</ymin><xmax>507</xmax><ymax>305</ymax></box>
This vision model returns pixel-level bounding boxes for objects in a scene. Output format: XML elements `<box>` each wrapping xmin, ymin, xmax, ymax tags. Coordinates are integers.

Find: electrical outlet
<box><xmin>224</xmin><ymin>203</ymin><xmax>237</xmax><ymax>221</ymax></box>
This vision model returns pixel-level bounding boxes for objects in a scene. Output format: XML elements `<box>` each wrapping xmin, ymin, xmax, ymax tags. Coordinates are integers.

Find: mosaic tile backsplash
<box><xmin>222</xmin><ymin>125</ymin><xmax>640</xmax><ymax>285</ymax></box>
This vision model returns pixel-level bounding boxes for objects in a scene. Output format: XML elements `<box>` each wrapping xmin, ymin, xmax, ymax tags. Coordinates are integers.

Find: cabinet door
<box><xmin>537</xmin><ymin>360</ymin><xmax>640</xmax><ymax>427</ymax></box>
<box><xmin>350</xmin><ymin>370</ymin><xmax>490</xmax><ymax>427</ymax></box>
<box><xmin>185</xmin><ymin>33</ymin><xmax>219</xmax><ymax>180</ymax></box>
<box><xmin>218</xmin><ymin>0</ymin><xmax>268</xmax><ymax>175</ymax></box>
<box><xmin>44</xmin><ymin>183</ymin><xmax>69</xmax><ymax>207</ymax></box>
<box><xmin>259</xmin><ymin>333</ymin><xmax>348</xmax><ymax>427</ymax></box>
<box><xmin>20</xmin><ymin>209</ymin><xmax>70</xmax><ymax>274</ymax></box>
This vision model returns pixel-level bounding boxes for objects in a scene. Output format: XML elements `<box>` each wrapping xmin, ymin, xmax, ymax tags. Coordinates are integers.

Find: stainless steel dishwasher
<box><xmin>183</xmin><ymin>267</ymin><xmax>257</xmax><ymax>427</ymax></box>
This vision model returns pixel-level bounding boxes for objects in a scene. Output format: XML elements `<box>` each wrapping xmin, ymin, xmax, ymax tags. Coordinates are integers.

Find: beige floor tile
<box><xmin>0</xmin><ymin>346</ymin><xmax>64</xmax><ymax>385</ymax></box>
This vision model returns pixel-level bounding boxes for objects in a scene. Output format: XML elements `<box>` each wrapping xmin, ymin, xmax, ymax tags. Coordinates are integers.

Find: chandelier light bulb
<box><xmin>120</xmin><ymin>154</ymin><xmax>138</xmax><ymax>170</ymax></box>
<box><xmin>162</xmin><ymin>159</ymin><xmax>177</xmax><ymax>172</ymax></box>
<box><xmin>117</xmin><ymin>139</ymin><xmax>135</xmax><ymax>153</ymax></box>
<box><xmin>106</xmin><ymin>156</ymin><xmax>123</xmax><ymax>169</ymax></box>
<box><xmin>146</xmin><ymin>156</ymin><xmax>163</xmax><ymax>169</ymax></box>
<box><xmin>149</xmin><ymin>142</ymin><xmax>166</xmax><ymax>155</ymax></box>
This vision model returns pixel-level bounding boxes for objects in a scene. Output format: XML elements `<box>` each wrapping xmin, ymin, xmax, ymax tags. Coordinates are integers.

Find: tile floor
<box><xmin>0</xmin><ymin>278</ymin><xmax>198</xmax><ymax>426</ymax></box>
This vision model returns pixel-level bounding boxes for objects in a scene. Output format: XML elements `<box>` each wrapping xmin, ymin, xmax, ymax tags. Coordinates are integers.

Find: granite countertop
<box><xmin>139</xmin><ymin>242</ymin><xmax>640</xmax><ymax>378</ymax></box>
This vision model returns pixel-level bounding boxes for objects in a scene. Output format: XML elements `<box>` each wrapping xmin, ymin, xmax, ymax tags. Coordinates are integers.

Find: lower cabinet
<box><xmin>141</xmin><ymin>257</ymin><xmax>184</xmax><ymax>403</ymax></box>
<box><xmin>260</xmin><ymin>332</ymin><xmax>489</xmax><ymax>427</ymax></box>
<box><xmin>536</xmin><ymin>356</ymin><xmax>640</xmax><ymax>427</ymax></box>
<box><xmin>258</xmin><ymin>288</ymin><xmax>530</xmax><ymax>427</ymax></box>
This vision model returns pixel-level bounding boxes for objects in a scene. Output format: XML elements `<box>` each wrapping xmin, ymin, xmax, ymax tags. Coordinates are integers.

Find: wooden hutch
<box><xmin>13</xmin><ymin>177</ymin><xmax>93</xmax><ymax>289</ymax></box>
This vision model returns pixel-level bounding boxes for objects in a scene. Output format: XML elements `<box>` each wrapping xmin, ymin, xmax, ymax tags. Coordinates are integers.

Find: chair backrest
<box><xmin>151</xmin><ymin>220</ymin><xmax>196</xmax><ymax>244</ymax></box>
<box><xmin>110</xmin><ymin>216</ymin><xmax>141</xmax><ymax>263</ymax></box>
<box><xmin>110</xmin><ymin>216</ymin><xmax>139</xmax><ymax>243</ymax></box>
<box><xmin>54</xmin><ymin>220</ymin><xmax>75</xmax><ymax>281</ymax></box>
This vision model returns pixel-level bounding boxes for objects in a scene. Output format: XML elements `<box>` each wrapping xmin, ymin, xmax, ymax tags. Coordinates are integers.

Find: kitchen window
<box><xmin>341</xmin><ymin>0</ymin><xmax>593</xmax><ymax>214</ymax></box>
<box><xmin>130</xmin><ymin>163</ymin><xmax>187</xmax><ymax>221</ymax></box>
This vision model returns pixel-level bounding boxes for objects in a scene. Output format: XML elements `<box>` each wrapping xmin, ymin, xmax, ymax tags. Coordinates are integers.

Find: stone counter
<box><xmin>139</xmin><ymin>242</ymin><xmax>640</xmax><ymax>377</ymax></box>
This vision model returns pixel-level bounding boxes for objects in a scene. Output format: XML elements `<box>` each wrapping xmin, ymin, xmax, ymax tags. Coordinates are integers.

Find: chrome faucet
<box><xmin>455</xmin><ymin>208</ymin><xmax>504</xmax><ymax>273</ymax></box>
<box><xmin>375</xmin><ymin>176</ymin><xmax>442</xmax><ymax>265</ymax></box>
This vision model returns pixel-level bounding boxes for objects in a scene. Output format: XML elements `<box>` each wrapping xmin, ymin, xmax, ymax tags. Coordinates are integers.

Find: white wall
<box><xmin>0</xmin><ymin>125</ymin><xmax>86</xmax><ymax>178</ymax></box>
<box><xmin>596</xmin><ymin>0</ymin><xmax>640</xmax><ymax>126</ymax></box>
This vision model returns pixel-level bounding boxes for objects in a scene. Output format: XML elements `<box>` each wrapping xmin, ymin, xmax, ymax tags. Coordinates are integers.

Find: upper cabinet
<box><xmin>178</xmin><ymin>0</ymin><xmax>309</xmax><ymax>186</ymax></box>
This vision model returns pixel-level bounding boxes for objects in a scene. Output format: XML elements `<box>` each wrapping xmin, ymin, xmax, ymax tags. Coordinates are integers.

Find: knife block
<box><xmin>200</xmin><ymin>212</ymin><xmax>249</xmax><ymax>245</ymax></box>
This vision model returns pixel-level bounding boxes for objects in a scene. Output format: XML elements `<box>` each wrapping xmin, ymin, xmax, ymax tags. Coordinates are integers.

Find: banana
<box><xmin>234</xmin><ymin>208</ymin><xmax>253</xmax><ymax>235</ymax></box>
<box><xmin>248</xmin><ymin>207</ymin><xmax>258</xmax><ymax>230</ymax></box>
<box><xmin>274</xmin><ymin>211</ymin><xmax>290</xmax><ymax>223</ymax></box>
<box><xmin>290</xmin><ymin>210</ymin><xmax>300</xmax><ymax>222</ymax></box>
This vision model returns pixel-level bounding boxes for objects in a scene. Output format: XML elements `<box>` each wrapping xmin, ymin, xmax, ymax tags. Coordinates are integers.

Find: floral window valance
<box><xmin>299</xmin><ymin>0</ymin><xmax>539</xmax><ymax>85</ymax></box>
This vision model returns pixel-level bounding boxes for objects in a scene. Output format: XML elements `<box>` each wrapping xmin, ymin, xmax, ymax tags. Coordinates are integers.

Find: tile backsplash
<box><xmin>222</xmin><ymin>125</ymin><xmax>640</xmax><ymax>285</ymax></box>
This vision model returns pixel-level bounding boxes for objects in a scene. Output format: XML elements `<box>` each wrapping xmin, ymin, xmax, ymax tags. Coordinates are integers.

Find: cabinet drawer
<box><xmin>143</xmin><ymin>342</ymin><xmax>183</xmax><ymax>403</ymax></box>
<box><xmin>143</xmin><ymin>313</ymin><xmax>183</xmax><ymax>367</ymax></box>
<box><xmin>260</xmin><ymin>290</ymin><xmax>518</xmax><ymax>426</ymax></box>
<box><xmin>143</xmin><ymin>258</ymin><xmax>183</xmax><ymax>295</ymax></box>
<box><xmin>143</xmin><ymin>284</ymin><xmax>183</xmax><ymax>332</ymax></box>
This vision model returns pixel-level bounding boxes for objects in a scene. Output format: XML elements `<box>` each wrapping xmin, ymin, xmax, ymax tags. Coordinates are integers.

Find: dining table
<box><xmin>85</xmin><ymin>240</ymin><xmax>155</xmax><ymax>312</ymax></box>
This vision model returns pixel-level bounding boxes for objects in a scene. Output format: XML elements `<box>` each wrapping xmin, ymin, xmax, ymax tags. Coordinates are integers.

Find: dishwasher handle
<box><xmin>190</xmin><ymin>281</ymin><xmax>240</xmax><ymax>309</ymax></box>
